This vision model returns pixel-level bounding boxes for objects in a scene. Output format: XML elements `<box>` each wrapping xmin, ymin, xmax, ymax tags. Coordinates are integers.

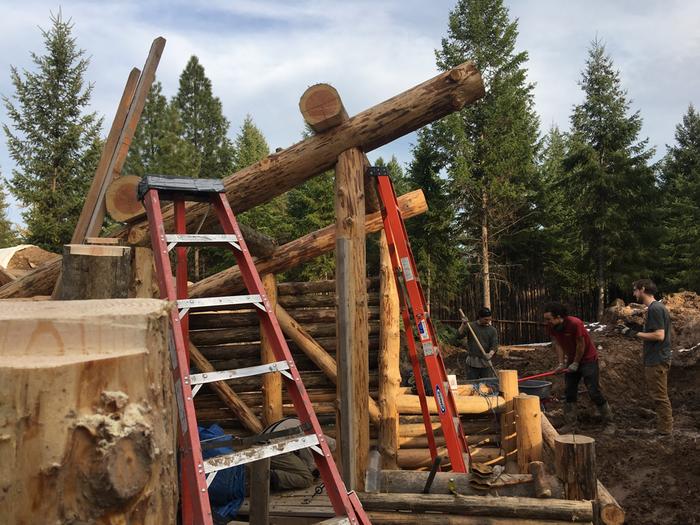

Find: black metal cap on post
<box><xmin>137</xmin><ymin>175</ymin><xmax>225</xmax><ymax>202</ymax></box>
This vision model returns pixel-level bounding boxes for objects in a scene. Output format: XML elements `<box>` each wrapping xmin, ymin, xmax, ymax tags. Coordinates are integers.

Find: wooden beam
<box><xmin>335</xmin><ymin>147</ymin><xmax>369</xmax><ymax>491</ymax></box>
<box><xmin>378</xmin><ymin>231</ymin><xmax>400</xmax><ymax>469</ymax></box>
<box><xmin>299</xmin><ymin>83</ymin><xmax>349</xmax><ymax>133</ymax></box>
<box><xmin>515</xmin><ymin>393</ymin><xmax>543</xmax><ymax>473</ymax></box>
<box><xmin>357</xmin><ymin>493</ymin><xmax>594</xmax><ymax>522</ymax></box>
<box><xmin>249</xmin><ymin>458</ymin><xmax>271</xmax><ymax>525</ymax></box>
<box><xmin>189</xmin><ymin>189</ymin><xmax>426</xmax><ymax>299</ymax></box>
<box><xmin>261</xmin><ymin>274</ymin><xmax>282</xmax><ymax>425</ymax></box>
<box><xmin>499</xmin><ymin>369</ymin><xmax>519</xmax><ymax>472</ymax></box>
<box><xmin>123</xmin><ymin>61</ymin><xmax>484</xmax><ymax>245</ymax></box>
<box><xmin>0</xmin><ymin>258</ymin><xmax>62</xmax><ymax>299</ymax></box>
<box><xmin>396</xmin><ymin>394</ymin><xmax>504</xmax><ymax>415</ymax></box>
<box><xmin>367</xmin><ymin>512</ymin><xmax>592</xmax><ymax>525</ymax></box>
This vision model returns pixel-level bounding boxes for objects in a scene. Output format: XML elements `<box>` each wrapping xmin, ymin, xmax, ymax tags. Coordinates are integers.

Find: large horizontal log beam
<box><xmin>189</xmin><ymin>189</ymin><xmax>426</xmax><ymax>298</ymax></box>
<box><xmin>123</xmin><ymin>61</ymin><xmax>483</xmax><ymax>245</ymax></box>
<box><xmin>397</xmin><ymin>393</ymin><xmax>505</xmax><ymax>415</ymax></box>
<box><xmin>357</xmin><ymin>492</ymin><xmax>594</xmax><ymax>522</ymax></box>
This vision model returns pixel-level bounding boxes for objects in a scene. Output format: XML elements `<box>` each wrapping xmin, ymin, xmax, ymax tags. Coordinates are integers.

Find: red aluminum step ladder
<box><xmin>368</xmin><ymin>166</ymin><xmax>471</xmax><ymax>473</ymax></box>
<box><xmin>138</xmin><ymin>175</ymin><xmax>370</xmax><ymax>525</ymax></box>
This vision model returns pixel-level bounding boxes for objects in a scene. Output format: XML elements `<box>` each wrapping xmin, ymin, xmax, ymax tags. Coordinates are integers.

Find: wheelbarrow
<box><xmin>517</xmin><ymin>369</ymin><xmax>565</xmax><ymax>408</ymax></box>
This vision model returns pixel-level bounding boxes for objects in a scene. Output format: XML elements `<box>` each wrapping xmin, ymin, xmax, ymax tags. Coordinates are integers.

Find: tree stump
<box><xmin>554</xmin><ymin>434</ymin><xmax>597</xmax><ymax>500</ymax></box>
<box><xmin>0</xmin><ymin>299</ymin><xmax>178</xmax><ymax>523</ymax></box>
<box><xmin>55</xmin><ymin>244</ymin><xmax>132</xmax><ymax>299</ymax></box>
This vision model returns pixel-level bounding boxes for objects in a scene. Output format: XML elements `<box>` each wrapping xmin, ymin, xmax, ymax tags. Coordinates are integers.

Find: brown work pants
<box><xmin>644</xmin><ymin>362</ymin><xmax>673</xmax><ymax>434</ymax></box>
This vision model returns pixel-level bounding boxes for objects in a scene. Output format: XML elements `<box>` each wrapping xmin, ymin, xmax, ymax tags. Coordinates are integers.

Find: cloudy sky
<box><xmin>1</xmin><ymin>0</ymin><xmax>699</xmax><ymax>224</ymax></box>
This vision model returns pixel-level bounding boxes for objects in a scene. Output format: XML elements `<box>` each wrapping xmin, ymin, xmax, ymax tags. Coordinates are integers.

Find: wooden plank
<box><xmin>84</xmin><ymin>37</ymin><xmax>166</xmax><ymax>239</ymax></box>
<box><xmin>66</xmin><ymin>244</ymin><xmax>131</xmax><ymax>257</ymax></box>
<box><xmin>71</xmin><ymin>67</ymin><xmax>140</xmax><ymax>243</ymax></box>
<box><xmin>85</xmin><ymin>237</ymin><xmax>121</xmax><ymax>245</ymax></box>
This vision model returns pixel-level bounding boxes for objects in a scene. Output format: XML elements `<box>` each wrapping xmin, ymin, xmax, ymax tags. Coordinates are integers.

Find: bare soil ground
<box><xmin>445</xmin><ymin>292</ymin><xmax>700</xmax><ymax>525</ymax></box>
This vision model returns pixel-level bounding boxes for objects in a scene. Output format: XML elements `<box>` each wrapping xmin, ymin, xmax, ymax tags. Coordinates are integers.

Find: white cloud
<box><xmin>1</xmin><ymin>0</ymin><xmax>698</xmax><ymax>227</ymax></box>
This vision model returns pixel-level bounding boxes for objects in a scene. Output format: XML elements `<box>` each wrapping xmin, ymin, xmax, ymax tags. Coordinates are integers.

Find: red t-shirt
<box><xmin>548</xmin><ymin>316</ymin><xmax>598</xmax><ymax>364</ymax></box>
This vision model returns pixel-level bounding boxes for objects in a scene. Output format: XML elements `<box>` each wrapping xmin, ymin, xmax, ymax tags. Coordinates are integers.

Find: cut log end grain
<box><xmin>106</xmin><ymin>175</ymin><xmax>145</xmax><ymax>222</ymax></box>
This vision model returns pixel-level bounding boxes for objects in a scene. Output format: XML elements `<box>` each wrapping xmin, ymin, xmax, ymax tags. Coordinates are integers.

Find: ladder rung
<box><xmin>204</xmin><ymin>434</ymin><xmax>320</xmax><ymax>473</ymax></box>
<box><xmin>190</xmin><ymin>361</ymin><xmax>290</xmax><ymax>385</ymax></box>
<box><xmin>165</xmin><ymin>234</ymin><xmax>239</xmax><ymax>251</ymax></box>
<box><xmin>177</xmin><ymin>295</ymin><xmax>264</xmax><ymax>312</ymax></box>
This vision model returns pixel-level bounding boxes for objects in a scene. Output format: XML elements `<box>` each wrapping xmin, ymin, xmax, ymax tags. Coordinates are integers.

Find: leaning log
<box><xmin>0</xmin><ymin>299</ymin><xmax>177</xmax><ymax>523</ymax></box>
<box><xmin>123</xmin><ymin>61</ymin><xmax>484</xmax><ymax>245</ymax></box>
<box><xmin>0</xmin><ymin>258</ymin><xmax>62</xmax><ymax>299</ymax></box>
<box><xmin>357</xmin><ymin>493</ymin><xmax>594</xmax><ymax>522</ymax></box>
<box><xmin>189</xmin><ymin>189</ymin><xmax>427</xmax><ymax>298</ymax></box>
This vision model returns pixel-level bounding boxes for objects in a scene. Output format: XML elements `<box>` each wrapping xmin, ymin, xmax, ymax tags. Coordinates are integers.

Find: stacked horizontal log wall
<box><xmin>191</xmin><ymin>279</ymin><xmax>380</xmax><ymax>433</ymax></box>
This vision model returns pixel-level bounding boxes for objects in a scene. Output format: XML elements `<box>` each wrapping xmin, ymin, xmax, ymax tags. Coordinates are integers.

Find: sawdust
<box><xmin>5</xmin><ymin>245</ymin><xmax>60</xmax><ymax>272</ymax></box>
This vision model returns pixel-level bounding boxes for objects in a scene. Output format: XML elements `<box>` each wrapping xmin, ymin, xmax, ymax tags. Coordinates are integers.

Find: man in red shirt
<box><xmin>543</xmin><ymin>302</ymin><xmax>612</xmax><ymax>431</ymax></box>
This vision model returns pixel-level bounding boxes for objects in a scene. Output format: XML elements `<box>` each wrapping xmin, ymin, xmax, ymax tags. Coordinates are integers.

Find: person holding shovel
<box><xmin>543</xmin><ymin>302</ymin><xmax>613</xmax><ymax>432</ymax></box>
<box><xmin>459</xmin><ymin>307</ymin><xmax>499</xmax><ymax>380</ymax></box>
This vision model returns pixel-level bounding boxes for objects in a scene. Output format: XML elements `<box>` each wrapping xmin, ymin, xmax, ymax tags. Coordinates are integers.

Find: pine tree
<box><xmin>659</xmin><ymin>104</ymin><xmax>700</xmax><ymax>291</ymax></box>
<box><xmin>2</xmin><ymin>12</ymin><xmax>102</xmax><ymax>251</ymax></box>
<box><xmin>0</xmin><ymin>179</ymin><xmax>17</xmax><ymax>247</ymax></box>
<box><xmin>174</xmin><ymin>56</ymin><xmax>234</xmax><ymax>179</ymax></box>
<box><xmin>564</xmin><ymin>39</ymin><xmax>657</xmax><ymax>317</ymax></box>
<box><xmin>435</xmin><ymin>0</ymin><xmax>540</xmax><ymax>308</ymax></box>
<box><xmin>124</xmin><ymin>82</ymin><xmax>199</xmax><ymax>178</ymax></box>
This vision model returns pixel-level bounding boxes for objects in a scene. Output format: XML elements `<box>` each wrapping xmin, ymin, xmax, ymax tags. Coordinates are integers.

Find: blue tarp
<box><xmin>198</xmin><ymin>424</ymin><xmax>246</xmax><ymax>520</ymax></box>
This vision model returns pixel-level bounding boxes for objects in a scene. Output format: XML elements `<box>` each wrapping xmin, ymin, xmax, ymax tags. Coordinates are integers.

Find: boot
<box><xmin>558</xmin><ymin>402</ymin><xmax>578</xmax><ymax>434</ymax></box>
<box><xmin>598</xmin><ymin>402</ymin><xmax>616</xmax><ymax>435</ymax></box>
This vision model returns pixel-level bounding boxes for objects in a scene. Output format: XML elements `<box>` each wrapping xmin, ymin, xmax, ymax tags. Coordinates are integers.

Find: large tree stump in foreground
<box><xmin>554</xmin><ymin>434</ymin><xmax>597</xmax><ymax>501</ymax></box>
<box><xmin>0</xmin><ymin>299</ymin><xmax>177</xmax><ymax>524</ymax></box>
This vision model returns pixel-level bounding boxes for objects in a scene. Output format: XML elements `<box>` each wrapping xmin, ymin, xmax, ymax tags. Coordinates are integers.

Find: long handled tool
<box><xmin>518</xmin><ymin>369</ymin><xmax>566</xmax><ymax>382</ymax></box>
<box><xmin>458</xmin><ymin>308</ymin><xmax>498</xmax><ymax>378</ymax></box>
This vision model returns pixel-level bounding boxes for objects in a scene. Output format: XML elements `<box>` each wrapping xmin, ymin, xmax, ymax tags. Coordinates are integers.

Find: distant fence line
<box><xmin>430</xmin><ymin>276</ymin><xmax>599</xmax><ymax>345</ymax></box>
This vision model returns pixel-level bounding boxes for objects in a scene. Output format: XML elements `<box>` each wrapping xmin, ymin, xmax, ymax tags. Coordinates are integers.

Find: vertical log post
<box><xmin>335</xmin><ymin>147</ymin><xmax>369</xmax><ymax>491</ymax></box>
<box><xmin>378</xmin><ymin>231</ymin><xmax>400</xmax><ymax>470</ymax></box>
<box><xmin>249</xmin><ymin>458</ymin><xmax>270</xmax><ymax>525</ymax></box>
<box><xmin>554</xmin><ymin>434</ymin><xmax>597</xmax><ymax>501</ymax></box>
<box><xmin>514</xmin><ymin>393</ymin><xmax>543</xmax><ymax>473</ymax></box>
<box><xmin>261</xmin><ymin>273</ymin><xmax>282</xmax><ymax>426</ymax></box>
<box><xmin>498</xmin><ymin>370</ymin><xmax>519</xmax><ymax>472</ymax></box>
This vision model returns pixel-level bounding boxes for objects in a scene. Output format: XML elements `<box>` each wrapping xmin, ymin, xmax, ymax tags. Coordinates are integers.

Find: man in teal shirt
<box><xmin>459</xmin><ymin>307</ymin><xmax>498</xmax><ymax>379</ymax></box>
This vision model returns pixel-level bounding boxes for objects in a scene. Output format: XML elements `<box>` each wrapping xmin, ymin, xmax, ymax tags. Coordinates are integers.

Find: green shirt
<box><xmin>462</xmin><ymin>321</ymin><xmax>498</xmax><ymax>368</ymax></box>
<box><xmin>643</xmin><ymin>300</ymin><xmax>672</xmax><ymax>366</ymax></box>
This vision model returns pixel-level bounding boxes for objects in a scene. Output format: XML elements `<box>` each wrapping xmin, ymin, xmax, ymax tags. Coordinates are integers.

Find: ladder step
<box><xmin>190</xmin><ymin>361</ymin><xmax>290</xmax><ymax>385</ymax></box>
<box><xmin>177</xmin><ymin>295</ymin><xmax>264</xmax><ymax>313</ymax></box>
<box><xmin>204</xmin><ymin>434</ymin><xmax>320</xmax><ymax>473</ymax></box>
<box><xmin>165</xmin><ymin>234</ymin><xmax>239</xmax><ymax>250</ymax></box>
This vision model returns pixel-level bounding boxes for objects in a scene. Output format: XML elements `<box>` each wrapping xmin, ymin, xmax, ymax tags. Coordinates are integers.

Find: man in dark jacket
<box><xmin>459</xmin><ymin>307</ymin><xmax>498</xmax><ymax>380</ymax></box>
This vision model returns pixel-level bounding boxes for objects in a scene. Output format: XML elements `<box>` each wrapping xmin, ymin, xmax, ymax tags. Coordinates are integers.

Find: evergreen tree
<box><xmin>3</xmin><ymin>12</ymin><xmax>102</xmax><ymax>251</ymax></box>
<box><xmin>401</xmin><ymin>132</ymin><xmax>462</xmax><ymax>303</ymax></box>
<box><xmin>659</xmin><ymin>104</ymin><xmax>700</xmax><ymax>291</ymax></box>
<box><xmin>435</xmin><ymin>0</ymin><xmax>540</xmax><ymax>308</ymax></box>
<box><xmin>563</xmin><ymin>40</ymin><xmax>657</xmax><ymax>317</ymax></box>
<box><xmin>124</xmin><ymin>82</ymin><xmax>199</xmax><ymax>178</ymax></box>
<box><xmin>174</xmin><ymin>56</ymin><xmax>234</xmax><ymax>179</ymax></box>
<box><xmin>0</xmin><ymin>179</ymin><xmax>17</xmax><ymax>247</ymax></box>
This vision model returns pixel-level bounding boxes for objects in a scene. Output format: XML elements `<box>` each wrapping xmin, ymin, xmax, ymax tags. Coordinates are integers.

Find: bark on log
<box><xmin>299</xmin><ymin>83</ymin><xmax>349</xmax><ymax>133</ymax></box>
<box><xmin>55</xmin><ymin>244</ymin><xmax>132</xmax><ymax>300</ymax></box>
<box><xmin>189</xmin><ymin>190</ymin><xmax>427</xmax><ymax>298</ymax></box>
<box><xmin>529</xmin><ymin>461</ymin><xmax>552</xmax><ymax>498</ymax></box>
<box><xmin>554</xmin><ymin>434</ymin><xmax>597</xmax><ymax>501</ymax></box>
<box><xmin>276</xmin><ymin>278</ymin><xmax>378</xmax><ymax>295</ymax></box>
<box><xmin>123</xmin><ymin>61</ymin><xmax>484</xmax><ymax>245</ymax></box>
<box><xmin>279</xmin><ymin>292</ymin><xmax>379</xmax><ymax>308</ymax></box>
<box><xmin>397</xmin><ymin>394</ymin><xmax>504</xmax><ymax>415</ymax></box>
<box><xmin>499</xmin><ymin>370</ymin><xmax>519</xmax><ymax>472</ymax></box>
<box><xmin>335</xmin><ymin>147</ymin><xmax>369</xmax><ymax>491</ymax></box>
<box><xmin>399</xmin><ymin>421</ymin><xmax>498</xmax><ymax>437</ymax></box>
<box><xmin>378</xmin><ymin>470</ymin><xmax>534</xmax><ymax>497</ymax></box>
<box><xmin>0</xmin><ymin>299</ymin><xmax>177</xmax><ymax>524</ymax></box>
<box><xmin>378</xmin><ymin>231</ymin><xmax>400</xmax><ymax>469</ymax></box>
<box><xmin>0</xmin><ymin>258</ymin><xmax>62</xmax><ymax>299</ymax></box>
<box><xmin>366</xmin><ymin>512</ymin><xmax>592</xmax><ymax>525</ymax></box>
<box><xmin>188</xmin><ymin>343</ymin><xmax>263</xmax><ymax>433</ymax></box>
<box><xmin>357</xmin><ymin>493</ymin><xmax>594</xmax><ymax>521</ymax></box>
<box><xmin>398</xmin><ymin>447</ymin><xmax>501</xmax><ymax>469</ymax></box>
<box><xmin>515</xmin><ymin>393</ymin><xmax>543</xmax><ymax>473</ymax></box>
<box><xmin>261</xmin><ymin>274</ymin><xmax>282</xmax><ymax>425</ymax></box>
<box><xmin>541</xmin><ymin>415</ymin><xmax>623</xmax><ymax>524</ymax></box>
